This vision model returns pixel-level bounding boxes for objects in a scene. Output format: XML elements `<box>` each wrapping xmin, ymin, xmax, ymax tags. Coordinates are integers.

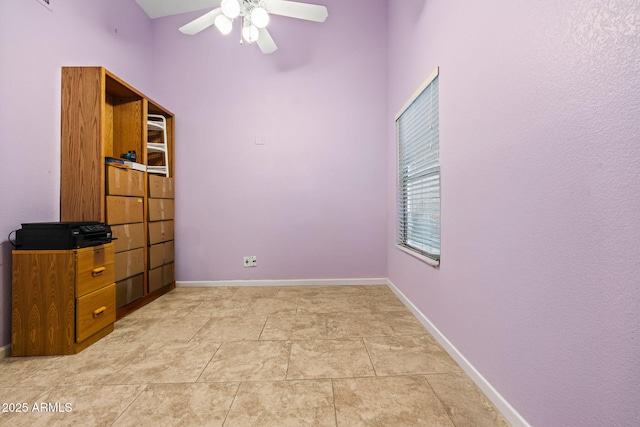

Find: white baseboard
<box><xmin>386</xmin><ymin>279</ymin><xmax>530</xmax><ymax>427</ymax></box>
<box><xmin>0</xmin><ymin>343</ymin><xmax>10</xmax><ymax>359</ymax></box>
<box><xmin>176</xmin><ymin>278</ymin><xmax>389</xmax><ymax>287</ymax></box>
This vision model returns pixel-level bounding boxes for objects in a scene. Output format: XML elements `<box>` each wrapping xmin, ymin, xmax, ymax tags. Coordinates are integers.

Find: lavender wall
<box><xmin>0</xmin><ymin>0</ymin><xmax>152</xmax><ymax>347</ymax></box>
<box><xmin>148</xmin><ymin>0</ymin><xmax>388</xmax><ymax>282</ymax></box>
<box><xmin>387</xmin><ymin>1</ymin><xmax>640</xmax><ymax>426</ymax></box>
<box><xmin>2</xmin><ymin>1</ymin><xmax>637</xmax><ymax>424</ymax></box>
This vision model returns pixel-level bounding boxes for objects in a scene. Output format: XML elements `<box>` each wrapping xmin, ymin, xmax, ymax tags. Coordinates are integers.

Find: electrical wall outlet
<box><xmin>243</xmin><ymin>256</ymin><xmax>257</xmax><ymax>267</ymax></box>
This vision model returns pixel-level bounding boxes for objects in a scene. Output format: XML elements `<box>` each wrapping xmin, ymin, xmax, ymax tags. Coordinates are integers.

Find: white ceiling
<box><xmin>134</xmin><ymin>0</ymin><xmax>219</xmax><ymax>19</ymax></box>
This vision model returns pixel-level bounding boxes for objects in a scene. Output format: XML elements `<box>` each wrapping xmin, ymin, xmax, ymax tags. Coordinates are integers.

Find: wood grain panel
<box><xmin>60</xmin><ymin>67</ymin><xmax>106</xmax><ymax>222</ymax></box>
<box><xmin>12</xmin><ymin>251</ymin><xmax>76</xmax><ymax>356</ymax></box>
<box><xmin>105</xmin><ymin>69</ymin><xmax>143</xmax><ymax>98</ymax></box>
<box><xmin>105</xmin><ymin>95</ymin><xmax>114</xmax><ymax>157</ymax></box>
<box><xmin>141</xmin><ymin>98</ymin><xmax>149</xmax><ymax>165</ymax></box>
<box><xmin>113</xmin><ymin>99</ymin><xmax>143</xmax><ymax>160</ymax></box>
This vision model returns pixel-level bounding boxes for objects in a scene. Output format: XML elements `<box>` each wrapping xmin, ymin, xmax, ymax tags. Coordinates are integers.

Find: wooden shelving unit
<box><xmin>60</xmin><ymin>66</ymin><xmax>176</xmax><ymax>319</ymax></box>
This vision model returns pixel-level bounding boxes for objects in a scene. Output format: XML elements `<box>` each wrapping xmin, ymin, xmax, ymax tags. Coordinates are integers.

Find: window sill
<box><xmin>396</xmin><ymin>245</ymin><xmax>440</xmax><ymax>268</ymax></box>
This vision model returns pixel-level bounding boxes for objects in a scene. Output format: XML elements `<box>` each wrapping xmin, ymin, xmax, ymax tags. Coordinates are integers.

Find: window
<box><xmin>396</xmin><ymin>67</ymin><xmax>440</xmax><ymax>265</ymax></box>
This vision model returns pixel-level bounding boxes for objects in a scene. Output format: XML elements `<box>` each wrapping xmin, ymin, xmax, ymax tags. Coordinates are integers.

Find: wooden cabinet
<box><xmin>11</xmin><ymin>244</ymin><xmax>116</xmax><ymax>356</ymax></box>
<box><xmin>107</xmin><ymin>165</ymin><xmax>145</xmax><ymax>308</ymax></box>
<box><xmin>147</xmin><ymin>174</ymin><xmax>175</xmax><ymax>293</ymax></box>
<box><xmin>60</xmin><ymin>67</ymin><xmax>175</xmax><ymax>318</ymax></box>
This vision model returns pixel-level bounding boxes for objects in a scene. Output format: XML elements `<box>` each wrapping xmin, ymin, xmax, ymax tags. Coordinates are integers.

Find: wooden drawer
<box><xmin>111</xmin><ymin>223</ymin><xmax>145</xmax><ymax>253</ymax></box>
<box><xmin>148</xmin><ymin>240</ymin><xmax>174</xmax><ymax>269</ymax></box>
<box><xmin>106</xmin><ymin>196</ymin><xmax>144</xmax><ymax>225</ymax></box>
<box><xmin>148</xmin><ymin>220</ymin><xmax>174</xmax><ymax>245</ymax></box>
<box><xmin>148</xmin><ymin>262</ymin><xmax>175</xmax><ymax>293</ymax></box>
<box><xmin>116</xmin><ymin>274</ymin><xmax>144</xmax><ymax>309</ymax></box>
<box><xmin>163</xmin><ymin>262</ymin><xmax>174</xmax><ymax>286</ymax></box>
<box><xmin>114</xmin><ymin>248</ymin><xmax>145</xmax><ymax>282</ymax></box>
<box><xmin>76</xmin><ymin>283</ymin><xmax>116</xmax><ymax>343</ymax></box>
<box><xmin>148</xmin><ymin>174</ymin><xmax>174</xmax><ymax>198</ymax></box>
<box><xmin>148</xmin><ymin>266</ymin><xmax>163</xmax><ymax>293</ymax></box>
<box><xmin>148</xmin><ymin>198</ymin><xmax>174</xmax><ymax>221</ymax></box>
<box><xmin>106</xmin><ymin>165</ymin><xmax>144</xmax><ymax>197</ymax></box>
<box><xmin>76</xmin><ymin>245</ymin><xmax>115</xmax><ymax>297</ymax></box>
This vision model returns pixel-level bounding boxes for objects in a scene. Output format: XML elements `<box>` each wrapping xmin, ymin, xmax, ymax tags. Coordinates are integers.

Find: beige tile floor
<box><xmin>0</xmin><ymin>285</ymin><xmax>510</xmax><ymax>426</ymax></box>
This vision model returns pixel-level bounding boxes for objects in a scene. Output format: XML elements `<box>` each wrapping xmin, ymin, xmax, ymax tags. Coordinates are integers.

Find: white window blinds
<box><xmin>396</xmin><ymin>68</ymin><xmax>440</xmax><ymax>262</ymax></box>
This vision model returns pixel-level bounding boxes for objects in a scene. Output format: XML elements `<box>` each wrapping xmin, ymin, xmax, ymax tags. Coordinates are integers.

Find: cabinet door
<box><xmin>11</xmin><ymin>251</ymin><xmax>76</xmax><ymax>356</ymax></box>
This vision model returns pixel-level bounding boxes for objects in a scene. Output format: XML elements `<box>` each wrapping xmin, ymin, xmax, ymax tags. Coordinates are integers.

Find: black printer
<box><xmin>14</xmin><ymin>222</ymin><xmax>114</xmax><ymax>250</ymax></box>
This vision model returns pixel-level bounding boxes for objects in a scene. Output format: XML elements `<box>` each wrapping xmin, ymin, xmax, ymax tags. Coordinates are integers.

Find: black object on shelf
<box><xmin>120</xmin><ymin>151</ymin><xmax>137</xmax><ymax>162</ymax></box>
<box><xmin>14</xmin><ymin>222</ymin><xmax>114</xmax><ymax>250</ymax></box>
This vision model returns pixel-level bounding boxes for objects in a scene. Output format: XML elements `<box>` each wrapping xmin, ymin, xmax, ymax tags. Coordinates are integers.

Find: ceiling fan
<box><xmin>178</xmin><ymin>0</ymin><xmax>329</xmax><ymax>54</ymax></box>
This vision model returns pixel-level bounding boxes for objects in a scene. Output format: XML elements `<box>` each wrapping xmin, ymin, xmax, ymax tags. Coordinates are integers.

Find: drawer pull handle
<box><xmin>92</xmin><ymin>267</ymin><xmax>106</xmax><ymax>277</ymax></box>
<box><xmin>93</xmin><ymin>307</ymin><xmax>107</xmax><ymax>318</ymax></box>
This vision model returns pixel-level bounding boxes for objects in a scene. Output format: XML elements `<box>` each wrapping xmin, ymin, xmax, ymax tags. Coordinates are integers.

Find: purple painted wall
<box><xmin>387</xmin><ymin>1</ymin><xmax>640</xmax><ymax>426</ymax></box>
<box><xmin>1</xmin><ymin>1</ymin><xmax>638</xmax><ymax>425</ymax></box>
<box><xmin>148</xmin><ymin>0</ymin><xmax>388</xmax><ymax>281</ymax></box>
<box><xmin>0</xmin><ymin>0</ymin><xmax>152</xmax><ymax>347</ymax></box>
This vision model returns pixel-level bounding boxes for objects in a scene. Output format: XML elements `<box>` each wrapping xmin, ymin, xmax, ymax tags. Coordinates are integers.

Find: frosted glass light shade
<box><xmin>214</xmin><ymin>14</ymin><xmax>233</xmax><ymax>35</ymax></box>
<box><xmin>242</xmin><ymin>24</ymin><xmax>259</xmax><ymax>43</ymax></box>
<box><xmin>251</xmin><ymin>7</ymin><xmax>270</xmax><ymax>28</ymax></box>
<box><xmin>221</xmin><ymin>0</ymin><xmax>240</xmax><ymax>19</ymax></box>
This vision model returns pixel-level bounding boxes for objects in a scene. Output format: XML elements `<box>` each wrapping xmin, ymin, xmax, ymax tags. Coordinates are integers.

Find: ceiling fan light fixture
<box><xmin>221</xmin><ymin>0</ymin><xmax>240</xmax><ymax>19</ymax></box>
<box><xmin>242</xmin><ymin>24</ymin><xmax>260</xmax><ymax>43</ymax></box>
<box><xmin>251</xmin><ymin>7</ymin><xmax>270</xmax><ymax>28</ymax></box>
<box><xmin>214</xmin><ymin>14</ymin><xmax>233</xmax><ymax>35</ymax></box>
<box><xmin>179</xmin><ymin>1</ymin><xmax>329</xmax><ymax>54</ymax></box>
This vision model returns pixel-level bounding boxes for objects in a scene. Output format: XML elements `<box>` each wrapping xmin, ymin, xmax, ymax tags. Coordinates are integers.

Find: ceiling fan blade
<box><xmin>265</xmin><ymin>0</ymin><xmax>328</xmax><ymax>23</ymax></box>
<box><xmin>257</xmin><ymin>28</ymin><xmax>278</xmax><ymax>54</ymax></box>
<box><xmin>179</xmin><ymin>8</ymin><xmax>223</xmax><ymax>35</ymax></box>
<box><xmin>136</xmin><ymin>0</ymin><xmax>221</xmax><ymax>19</ymax></box>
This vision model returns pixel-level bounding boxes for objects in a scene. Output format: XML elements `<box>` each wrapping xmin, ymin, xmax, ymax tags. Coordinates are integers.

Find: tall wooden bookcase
<box><xmin>60</xmin><ymin>66</ymin><xmax>175</xmax><ymax>319</ymax></box>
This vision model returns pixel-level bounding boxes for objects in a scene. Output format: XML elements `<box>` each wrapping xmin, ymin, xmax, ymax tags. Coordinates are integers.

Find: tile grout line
<box><xmin>346</xmin><ymin>295</ymin><xmax>354</xmax><ymax>312</ymax></box>
<box><xmin>108</xmin><ymin>383</ymin><xmax>149</xmax><ymax>426</ymax></box>
<box><xmin>324</xmin><ymin>313</ymin><xmax>329</xmax><ymax>338</ymax></box>
<box><xmin>257</xmin><ymin>315</ymin><xmax>270</xmax><ymax>340</ymax></box>
<box><xmin>187</xmin><ymin>311</ymin><xmax>212</xmax><ymax>344</ymax></box>
<box><xmin>194</xmin><ymin>343</ymin><xmax>222</xmax><ymax>383</ymax></box>
<box><xmin>330</xmin><ymin>378</ymin><xmax>339</xmax><ymax>427</ymax></box>
<box><xmin>284</xmin><ymin>339</ymin><xmax>294</xmax><ymax>381</ymax></box>
<box><xmin>422</xmin><ymin>374</ymin><xmax>458</xmax><ymax>427</ymax></box>
<box><xmin>381</xmin><ymin>312</ymin><xmax>399</xmax><ymax>336</ymax></box>
<box><xmin>221</xmin><ymin>382</ymin><xmax>243</xmax><ymax>427</ymax></box>
<box><xmin>361</xmin><ymin>336</ymin><xmax>379</xmax><ymax>377</ymax></box>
